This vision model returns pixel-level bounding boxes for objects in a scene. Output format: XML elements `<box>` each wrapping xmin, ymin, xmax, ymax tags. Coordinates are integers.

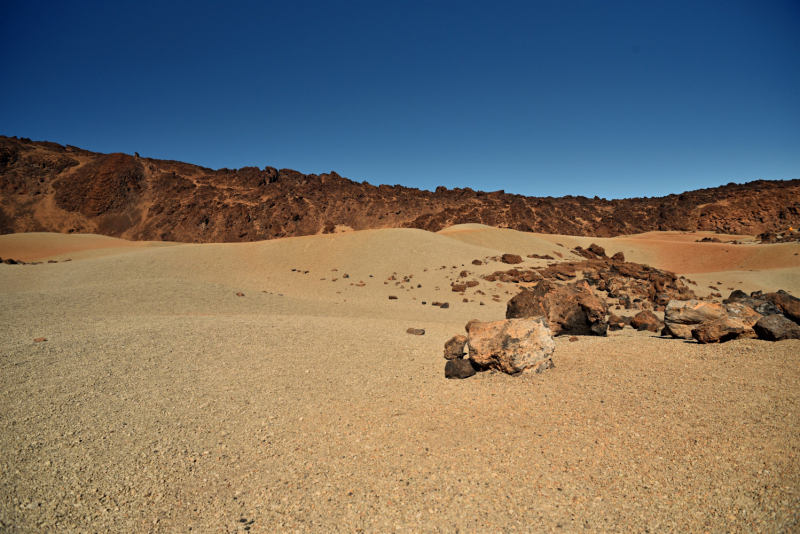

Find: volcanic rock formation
<box><xmin>2</xmin><ymin>135</ymin><xmax>799</xmax><ymax>242</ymax></box>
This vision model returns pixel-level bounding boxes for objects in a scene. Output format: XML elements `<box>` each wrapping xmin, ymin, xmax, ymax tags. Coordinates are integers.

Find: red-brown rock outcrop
<box><xmin>2</xmin><ymin>136</ymin><xmax>799</xmax><ymax>242</ymax></box>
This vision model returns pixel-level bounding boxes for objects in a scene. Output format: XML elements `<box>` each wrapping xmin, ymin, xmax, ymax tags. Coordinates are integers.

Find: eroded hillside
<box><xmin>1</xmin><ymin>135</ymin><xmax>798</xmax><ymax>242</ymax></box>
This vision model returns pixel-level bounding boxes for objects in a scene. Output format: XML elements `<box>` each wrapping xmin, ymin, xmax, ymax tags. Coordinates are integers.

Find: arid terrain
<box><xmin>1</xmin><ymin>225</ymin><xmax>798</xmax><ymax>533</ymax></box>
<box><xmin>2</xmin><ymin>136</ymin><xmax>799</xmax><ymax>243</ymax></box>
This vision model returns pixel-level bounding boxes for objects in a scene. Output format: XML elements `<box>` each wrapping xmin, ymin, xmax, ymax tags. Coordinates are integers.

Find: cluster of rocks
<box><xmin>608</xmin><ymin>310</ymin><xmax>662</xmax><ymax>332</ymax></box>
<box><xmin>439</xmin><ymin>269</ymin><xmax>798</xmax><ymax>380</ymax></box>
<box><xmin>451</xmin><ymin>271</ymin><xmax>480</xmax><ymax>292</ymax></box>
<box><xmin>757</xmin><ymin>230</ymin><xmax>799</xmax><ymax>244</ymax></box>
<box><xmin>483</xmin><ymin>244</ymin><xmax>697</xmax><ymax>312</ymax></box>
<box><xmin>0</xmin><ymin>257</ymin><xmax>69</xmax><ymax>265</ymax></box>
<box><xmin>662</xmin><ymin>290</ymin><xmax>800</xmax><ymax>343</ymax></box>
<box><xmin>443</xmin><ymin>317</ymin><xmax>556</xmax><ymax>379</ymax></box>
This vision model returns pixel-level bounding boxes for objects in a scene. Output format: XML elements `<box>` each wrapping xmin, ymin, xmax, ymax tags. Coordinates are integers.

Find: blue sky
<box><xmin>1</xmin><ymin>0</ymin><xmax>798</xmax><ymax>199</ymax></box>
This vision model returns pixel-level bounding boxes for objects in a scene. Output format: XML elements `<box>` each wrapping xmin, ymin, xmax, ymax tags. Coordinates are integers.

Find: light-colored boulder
<box><xmin>664</xmin><ymin>300</ymin><xmax>761</xmax><ymax>339</ymax></box>
<box><xmin>466</xmin><ymin>317</ymin><xmax>555</xmax><ymax>375</ymax></box>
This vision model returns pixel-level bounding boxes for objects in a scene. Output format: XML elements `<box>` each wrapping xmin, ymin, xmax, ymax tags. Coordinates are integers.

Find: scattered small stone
<box><xmin>388</xmin><ymin>296</ymin><xmax>398</xmax><ymax>300</ymax></box>
<box><xmin>568</xmin><ymin>336</ymin><xmax>578</xmax><ymax>342</ymax></box>
<box><xmin>236</xmin><ymin>292</ymin><xmax>244</xmax><ymax>297</ymax></box>
<box><xmin>406</xmin><ymin>328</ymin><xmax>425</xmax><ymax>336</ymax></box>
<box><xmin>34</xmin><ymin>337</ymin><xmax>47</xmax><ymax>342</ymax></box>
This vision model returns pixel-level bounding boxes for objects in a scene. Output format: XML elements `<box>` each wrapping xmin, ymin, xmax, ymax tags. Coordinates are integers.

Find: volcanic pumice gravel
<box><xmin>1</xmin><ymin>230</ymin><xmax>799</xmax><ymax>532</ymax></box>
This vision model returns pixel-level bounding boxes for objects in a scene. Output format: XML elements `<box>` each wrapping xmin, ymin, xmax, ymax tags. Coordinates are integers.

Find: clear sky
<box><xmin>1</xmin><ymin>1</ymin><xmax>798</xmax><ymax>199</ymax></box>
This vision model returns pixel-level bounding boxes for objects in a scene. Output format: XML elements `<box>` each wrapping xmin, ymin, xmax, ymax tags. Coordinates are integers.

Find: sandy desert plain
<box><xmin>1</xmin><ymin>224</ymin><xmax>799</xmax><ymax>533</ymax></box>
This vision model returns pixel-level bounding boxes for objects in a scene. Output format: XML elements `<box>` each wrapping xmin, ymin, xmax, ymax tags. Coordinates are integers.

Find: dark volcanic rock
<box><xmin>762</xmin><ymin>291</ymin><xmax>800</xmax><ymax>324</ymax></box>
<box><xmin>444</xmin><ymin>359</ymin><xmax>478</xmax><ymax>379</ymax></box>
<box><xmin>506</xmin><ymin>280</ymin><xmax>608</xmax><ymax>336</ymax></box>
<box><xmin>753</xmin><ymin>315</ymin><xmax>800</xmax><ymax>341</ymax></box>
<box><xmin>723</xmin><ymin>290</ymin><xmax>782</xmax><ymax>317</ymax></box>
<box><xmin>588</xmin><ymin>243</ymin><xmax>606</xmax><ymax>258</ymax></box>
<box><xmin>501</xmin><ymin>254</ymin><xmax>523</xmax><ymax>264</ymax></box>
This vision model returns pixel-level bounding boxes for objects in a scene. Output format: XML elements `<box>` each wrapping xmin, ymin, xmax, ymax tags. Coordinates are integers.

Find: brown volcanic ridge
<box><xmin>1</xmin><ymin>135</ymin><xmax>799</xmax><ymax>243</ymax></box>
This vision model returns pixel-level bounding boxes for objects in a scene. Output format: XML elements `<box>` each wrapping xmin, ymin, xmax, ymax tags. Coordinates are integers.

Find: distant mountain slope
<box><xmin>1</xmin><ymin>135</ymin><xmax>798</xmax><ymax>242</ymax></box>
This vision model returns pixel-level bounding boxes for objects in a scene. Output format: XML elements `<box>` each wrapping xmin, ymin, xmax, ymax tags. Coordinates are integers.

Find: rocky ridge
<box><xmin>2</xmin><ymin>135</ymin><xmax>799</xmax><ymax>242</ymax></box>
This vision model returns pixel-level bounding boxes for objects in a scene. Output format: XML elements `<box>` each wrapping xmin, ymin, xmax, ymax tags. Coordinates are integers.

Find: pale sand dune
<box><xmin>439</xmin><ymin>223</ymin><xmax>800</xmax><ymax>277</ymax></box>
<box><xmin>1</xmin><ymin>229</ymin><xmax>798</xmax><ymax>533</ymax></box>
<box><xmin>0</xmin><ymin>232</ymin><xmax>180</xmax><ymax>262</ymax></box>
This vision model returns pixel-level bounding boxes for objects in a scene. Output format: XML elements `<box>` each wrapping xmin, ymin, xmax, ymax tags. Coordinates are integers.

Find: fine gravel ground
<box><xmin>1</xmin><ymin>229</ymin><xmax>799</xmax><ymax>533</ymax></box>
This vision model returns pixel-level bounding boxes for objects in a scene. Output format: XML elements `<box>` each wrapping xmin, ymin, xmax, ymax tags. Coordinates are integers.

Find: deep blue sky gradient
<box><xmin>1</xmin><ymin>0</ymin><xmax>798</xmax><ymax>199</ymax></box>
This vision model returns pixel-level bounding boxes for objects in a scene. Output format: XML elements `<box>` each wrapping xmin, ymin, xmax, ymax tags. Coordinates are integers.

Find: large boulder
<box><xmin>723</xmin><ymin>290</ymin><xmax>782</xmax><ymax>317</ymax></box>
<box><xmin>506</xmin><ymin>280</ymin><xmax>608</xmax><ymax>336</ymax></box>
<box><xmin>664</xmin><ymin>300</ymin><xmax>761</xmax><ymax>339</ymax></box>
<box><xmin>466</xmin><ymin>317</ymin><xmax>555</xmax><ymax>375</ymax></box>
<box><xmin>664</xmin><ymin>300</ymin><xmax>729</xmax><ymax>339</ymax></box>
<box><xmin>691</xmin><ymin>318</ymin><xmax>754</xmax><ymax>344</ymax></box>
<box><xmin>753</xmin><ymin>315</ymin><xmax>800</xmax><ymax>341</ymax></box>
<box><xmin>762</xmin><ymin>290</ymin><xmax>800</xmax><ymax>324</ymax></box>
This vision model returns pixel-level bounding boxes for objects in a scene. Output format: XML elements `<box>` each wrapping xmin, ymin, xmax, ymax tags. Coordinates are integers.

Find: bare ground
<box><xmin>1</xmin><ymin>227</ymin><xmax>798</xmax><ymax>533</ymax></box>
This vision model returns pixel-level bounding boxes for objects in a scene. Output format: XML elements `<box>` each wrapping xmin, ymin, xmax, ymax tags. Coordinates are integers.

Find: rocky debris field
<box><xmin>757</xmin><ymin>230</ymin><xmax>800</xmax><ymax>244</ymax></box>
